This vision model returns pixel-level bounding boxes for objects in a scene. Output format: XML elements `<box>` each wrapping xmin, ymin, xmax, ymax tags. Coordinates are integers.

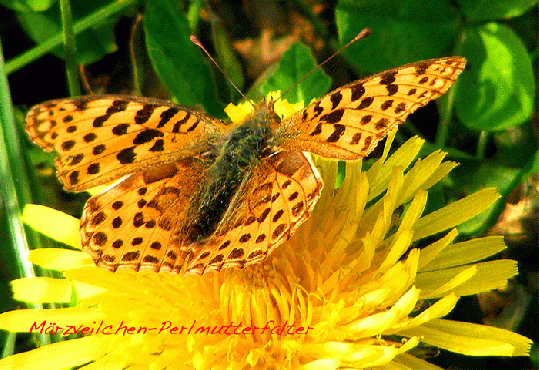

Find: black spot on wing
<box><xmin>326</xmin><ymin>124</ymin><xmax>345</xmax><ymax>143</ymax></box>
<box><xmin>83</xmin><ymin>133</ymin><xmax>97</xmax><ymax>143</ymax></box>
<box><xmin>157</xmin><ymin>107</ymin><xmax>179</xmax><ymax>128</ymax></box>
<box><xmin>330</xmin><ymin>92</ymin><xmax>342</xmax><ymax>109</ymax></box>
<box><xmin>133</xmin><ymin>129</ymin><xmax>164</xmax><ymax>145</ymax></box>
<box><xmin>149</xmin><ymin>139</ymin><xmax>164</xmax><ymax>152</ymax></box>
<box><xmin>321</xmin><ymin>109</ymin><xmax>344</xmax><ymax>124</ymax></box>
<box><xmin>93</xmin><ymin>144</ymin><xmax>106</xmax><ymax>155</ymax></box>
<box><xmin>357</xmin><ymin>97</ymin><xmax>374</xmax><ymax>109</ymax></box>
<box><xmin>93</xmin><ymin>100</ymin><xmax>129</xmax><ymax>128</ymax></box>
<box><xmin>117</xmin><ymin>147</ymin><xmax>136</xmax><ymax>164</ymax></box>
<box><xmin>134</xmin><ymin>104</ymin><xmax>157</xmax><ymax>125</ymax></box>
<box><xmin>172</xmin><ymin>114</ymin><xmax>191</xmax><ymax>133</ymax></box>
<box><xmin>112</xmin><ymin>124</ymin><xmax>129</xmax><ymax>135</ymax></box>
<box><xmin>351</xmin><ymin>84</ymin><xmax>365</xmax><ymax>100</ymax></box>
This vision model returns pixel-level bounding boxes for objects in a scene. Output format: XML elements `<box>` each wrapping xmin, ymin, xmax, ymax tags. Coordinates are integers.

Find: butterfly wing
<box><xmin>26</xmin><ymin>95</ymin><xmax>228</xmax><ymax>191</ymax></box>
<box><xmin>274</xmin><ymin>57</ymin><xmax>466</xmax><ymax>159</ymax></box>
<box><xmin>80</xmin><ymin>158</ymin><xmax>207</xmax><ymax>273</ymax></box>
<box><xmin>182</xmin><ymin>150</ymin><xmax>323</xmax><ymax>274</ymax></box>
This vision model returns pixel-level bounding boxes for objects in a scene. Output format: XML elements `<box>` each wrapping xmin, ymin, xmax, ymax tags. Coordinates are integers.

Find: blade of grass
<box><xmin>435</xmin><ymin>29</ymin><xmax>465</xmax><ymax>149</ymax></box>
<box><xmin>59</xmin><ymin>0</ymin><xmax>80</xmax><ymax>96</ymax></box>
<box><xmin>130</xmin><ymin>14</ymin><xmax>144</xmax><ymax>96</ymax></box>
<box><xmin>434</xmin><ymin>70</ymin><xmax>459</xmax><ymax>149</ymax></box>
<box><xmin>0</xmin><ymin>38</ymin><xmax>50</xmax><ymax>346</ymax></box>
<box><xmin>6</xmin><ymin>0</ymin><xmax>139</xmax><ymax>75</ymax></box>
<box><xmin>0</xmin><ymin>42</ymin><xmax>35</xmax><ymax>280</ymax></box>
<box><xmin>476</xmin><ymin>131</ymin><xmax>490</xmax><ymax>160</ymax></box>
<box><xmin>1</xmin><ymin>332</ymin><xmax>16</xmax><ymax>359</ymax></box>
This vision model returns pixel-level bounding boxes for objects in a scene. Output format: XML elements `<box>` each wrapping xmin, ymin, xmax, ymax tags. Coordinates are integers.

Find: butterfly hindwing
<box><xmin>275</xmin><ymin>57</ymin><xmax>466</xmax><ymax>159</ymax></box>
<box><xmin>184</xmin><ymin>150</ymin><xmax>323</xmax><ymax>274</ymax></box>
<box><xmin>26</xmin><ymin>95</ymin><xmax>228</xmax><ymax>192</ymax></box>
<box><xmin>80</xmin><ymin>158</ymin><xmax>206</xmax><ymax>273</ymax></box>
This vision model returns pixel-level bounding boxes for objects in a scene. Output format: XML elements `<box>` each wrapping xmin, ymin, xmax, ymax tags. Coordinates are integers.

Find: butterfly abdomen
<box><xmin>184</xmin><ymin>108</ymin><xmax>275</xmax><ymax>242</ymax></box>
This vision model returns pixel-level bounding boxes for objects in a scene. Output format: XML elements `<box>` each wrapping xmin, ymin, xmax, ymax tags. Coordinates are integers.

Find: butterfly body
<box><xmin>182</xmin><ymin>100</ymin><xmax>279</xmax><ymax>243</ymax></box>
<box><xmin>26</xmin><ymin>57</ymin><xmax>465</xmax><ymax>275</ymax></box>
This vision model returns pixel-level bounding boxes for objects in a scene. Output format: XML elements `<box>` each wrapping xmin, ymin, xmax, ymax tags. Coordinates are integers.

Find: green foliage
<box><xmin>336</xmin><ymin>0</ymin><xmax>459</xmax><ymax>72</ymax></box>
<box><xmin>456</xmin><ymin>0</ymin><xmax>538</xmax><ymax>22</ymax></box>
<box><xmin>0</xmin><ymin>0</ymin><xmax>55</xmax><ymax>12</ymax></box>
<box><xmin>144</xmin><ymin>0</ymin><xmax>222</xmax><ymax>117</ymax></box>
<box><xmin>333</xmin><ymin>0</ymin><xmax>537</xmax><ymax>239</ymax></box>
<box><xmin>256</xmin><ymin>43</ymin><xmax>332</xmax><ymax>104</ymax></box>
<box><xmin>18</xmin><ymin>0</ymin><xmax>119</xmax><ymax>65</ymax></box>
<box><xmin>455</xmin><ymin>23</ymin><xmax>534</xmax><ymax>130</ymax></box>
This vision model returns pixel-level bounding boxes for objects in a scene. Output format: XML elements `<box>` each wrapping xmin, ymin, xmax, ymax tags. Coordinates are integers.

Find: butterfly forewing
<box><xmin>275</xmin><ymin>57</ymin><xmax>465</xmax><ymax>159</ymax></box>
<box><xmin>185</xmin><ymin>151</ymin><xmax>323</xmax><ymax>274</ymax></box>
<box><xmin>26</xmin><ymin>95</ymin><xmax>228</xmax><ymax>191</ymax></box>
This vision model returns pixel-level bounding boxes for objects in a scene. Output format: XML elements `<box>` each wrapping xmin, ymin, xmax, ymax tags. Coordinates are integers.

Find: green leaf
<box><xmin>526</xmin><ymin>150</ymin><xmax>539</xmax><ymax>177</ymax></box>
<box><xmin>336</xmin><ymin>0</ymin><xmax>459</xmax><ymax>73</ymax></box>
<box><xmin>0</xmin><ymin>0</ymin><xmax>56</xmax><ymax>12</ymax></box>
<box><xmin>18</xmin><ymin>0</ymin><xmax>118</xmax><ymax>65</ymax></box>
<box><xmin>494</xmin><ymin>122</ymin><xmax>538</xmax><ymax>168</ymax></box>
<box><xmin>457</xmin><ymin>0</ymin><xmax>539</xmax><ymax>22</ymax></box>
<box><xmin>451</xmin><ymin>161</ymin><xmax>520</xmax><ymax>234</ymax></box>
<box><xmin>211</xmin><ymin>19</ymin><xmax>245</xmax><ymax>103</ymax></box>
<box><xmin>455</xmin><ymin>23</ymin><xmax>535</xmax><ymax>131</ymax></box>
<box><xmin>258</xmin><ymin>43</ymin><xmax>332</xmax><ymax>104</ymax></box>
<box><xmin>144</xmin><ymin>0</ymin><xmax>221</xmax><ymax>117</ymax></box>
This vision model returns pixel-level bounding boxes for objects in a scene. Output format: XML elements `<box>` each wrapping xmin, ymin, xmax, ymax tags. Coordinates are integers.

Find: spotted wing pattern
<box><xmin>183</xmin><ymin>151</ymin><xmax>323</xmax><ymax>274</ymax></box>
<box><xmin>80</xmin><ymin>159</ymin><xmax>206</xmax><ymax>273</ymax></box>
<box><xmin>26</xmin><ymin>95</ymin><xmax>227</xmax><ymax>191</ymax></box>
<box><xmin>26</xmin><ymin>56</ymin><xmax>465</xmax><ymax>276</ymax></box>
<box><xmin>276</xmin><ymin>57</ymin><xmax>466</xmax><ymax>159</ymax></box>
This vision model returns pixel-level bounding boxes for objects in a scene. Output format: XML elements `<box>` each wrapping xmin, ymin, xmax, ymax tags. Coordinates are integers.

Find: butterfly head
<box><xmin>250</xmin><ymin>98</ymin><xmax>281</xmax><ymax>127</ymax></box>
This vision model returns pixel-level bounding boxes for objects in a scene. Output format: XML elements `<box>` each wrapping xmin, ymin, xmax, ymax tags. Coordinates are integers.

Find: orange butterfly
<box><xmin>26</xmin><ymin>57</ymin><xmax>465</xmax><ymax>274</ymax></box>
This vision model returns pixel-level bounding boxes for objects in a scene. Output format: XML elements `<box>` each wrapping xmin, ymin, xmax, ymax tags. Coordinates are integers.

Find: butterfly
<box><xmin>26</xmin><ymin>56</ymin><xmax>465</xmax><ymax>275</ymax></box>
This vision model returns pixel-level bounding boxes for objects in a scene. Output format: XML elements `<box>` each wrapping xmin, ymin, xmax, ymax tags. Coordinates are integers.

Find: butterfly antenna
<box><xmin>280</xmin><ymin>28</ymin><xmax>371</xmax><ymax>102</ymax></box>
<box><xmin>190</xmin><ymin>35</ymin><xmax>254</xmax><ymax>108</ymax></box>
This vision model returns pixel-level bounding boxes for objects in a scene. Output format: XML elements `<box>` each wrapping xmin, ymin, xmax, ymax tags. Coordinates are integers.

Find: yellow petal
<box><xmin>301</xmin><ymin>358</ymin><xmax>340</xmax><ymax>370</ymax></box>
<box><xmin>412</xmin><ymin>188</ymin><xmax>500</xmax><ymax>241</ymax></box>
<box><xmin>86</xmin><ymin>184</ymin><xmax>109</xmax><ymax>196</ymax></box>
<box><xmin>12</xmin><ymin>277</ymin><xmax>72</xmax><ymax>303</ymax></box>
<box><xmin>421</xmin><ymin>265</ymin><xmax>478</xmax><ymax>299</ymax></box>
<box><xmin>393</xmin><ymin>353</ymin><xmax>444</xmax><ymax>370</ymax></box>
<box><xmin>345</xmin><ymin>287</ymin><xmax>419</xmax><ymax>337</ymax></box>
<box><xmin>388</xmin><ymin>294</ymin><xmax>460</xmax><ymax>333</ymax></box>
<box><xmin>417</xmin><ymin>229</ymin><xmax>459</xmax><ymax>270</ymax></box>
<box><xmin>420</xmin><ymin>160</ymin><xmax>458</xmax><ymax>192</ymax></box>
<box><xmin>0</xmin><ymin>307</ymin><xmax>104</xmax><ymax>333</ymax></box>
<box><xmin>422</xmin><ymin>236</ymin><xmax>507</xmax><ymax>271</ymax></box>
<box><xmin>401</xmin><ymin>319</ymin><xmax>532</xmax><ymax>356</ymax></box>
<box><xmin>11</xmin><ymin>277</ymin><xmax>107</xmax><ymax>303</ymax></box>
<box><xmin>22</xmin><ymin>205</ymin><xmax>80</xmax><ymax>248</ymax></box>
<box><xmin>366</xmin><ymin>136</ymin><xmax>424</xmax><ymax>202</ymax></box>
<box><xmin>0</xmin><ymin>335</ymin><xmax>107</xmax><ymax>370</ymax></box>
<box><xmin>275</xmin><ymin>98</ymin><xmax>304</xmax><ymax>118</ymax></box>
<box><xmin>399</xmin><ymin>151</ymin><xmax>448</xmax><ymax>203</ymax></box>
<box><xmin>396</xmin><ymin>190</ymin><xmax>428</xmax><ymax>233</ymax></box>
<box><xmin>224</xmin><ymin>101</ymin><xmax>254</xmax><ymax>122</ymax></box>
<box><xmin>416</xmin><ymin>259</ymin><xmax>518</xmax><ymax>299</ymax></box>
<box><xmin>300</xmin><ymin>341</ymin><xmax>408</xmax><ymax>368</ymax></box>
<box><xmin>29</xmin><ymin>248</ymin><xmax>93</xmax><ymax>270</ymax></box>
